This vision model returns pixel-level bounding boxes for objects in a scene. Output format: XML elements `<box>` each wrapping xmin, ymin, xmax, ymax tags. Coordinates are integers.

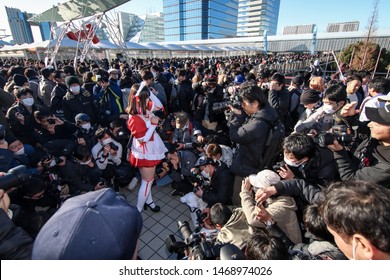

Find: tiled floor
<box><xmin>121</xmin><ymin>183</ymin><xmax>192</xmax><ymax>260</ymax></box>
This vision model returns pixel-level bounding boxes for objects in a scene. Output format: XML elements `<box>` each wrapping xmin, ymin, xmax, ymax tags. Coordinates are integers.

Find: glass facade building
<box><xmin>6</xmin><ymin>6</ymin><xmax>34</xmax><ymax>44</ymax></box>
<box><xmin>237</xmin><ymin>0</ymin><xmax>280</xmax><ymax>37</ymax></box>
<box><xmin>163</xmin><ymin>0</ymin><xmax>238</xmax><ymax>41</ymax></box>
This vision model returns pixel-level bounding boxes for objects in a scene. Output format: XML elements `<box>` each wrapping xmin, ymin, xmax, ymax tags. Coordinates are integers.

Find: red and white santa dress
<box><xmin>127</xmin><ymin>85</ymin><xmax>167</xmax><ymax>212</ymax></box>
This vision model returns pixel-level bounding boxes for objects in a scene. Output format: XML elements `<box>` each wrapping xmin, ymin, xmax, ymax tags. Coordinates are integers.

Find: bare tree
<box><xmin>361</xmin><ymin>0</ymin><xmax>380</xmax><ymax>70</ymax></box>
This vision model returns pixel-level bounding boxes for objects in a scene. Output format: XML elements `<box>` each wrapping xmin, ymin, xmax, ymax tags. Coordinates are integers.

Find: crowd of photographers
<box><xmin>0</xmin><ymin>53</ymin><xmax>389</xmax><ymax>260</ymax></box>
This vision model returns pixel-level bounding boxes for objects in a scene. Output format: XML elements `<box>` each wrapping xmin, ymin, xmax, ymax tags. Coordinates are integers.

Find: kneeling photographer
<box><xmin>193</xmin><ymin>156</ymin><xmax>233</xmax><ymax>208</ymax></box>
<box><xmin>92</xmin><ymin>128</ymin><xmax>133</xmax><ymax>191</ymax></box>
<box><xmin>327</xmin><ymin>105</ymin><xmax>390</xmax><ymax>188</ymax></box>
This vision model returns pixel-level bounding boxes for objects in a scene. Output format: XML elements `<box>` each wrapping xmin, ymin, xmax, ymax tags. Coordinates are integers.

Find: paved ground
<box><xmin>121</xmin><ymin>183</ymin><xmax>192</xmax><ymax>260</ymax></box>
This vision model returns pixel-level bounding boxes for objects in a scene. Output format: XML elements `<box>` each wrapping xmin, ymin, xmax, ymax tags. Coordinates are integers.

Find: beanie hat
<box><xmin>32</xmin><ymin>188</ymin><xmax>143</xmax><ymax>260</ymax></box>
<box><xmin>300</xmin><ymin>89</ymin><xmax>321</xmax><ymax>105</ymax></box>
<box><xmin>13</xmin><ymin>74</ymin><xmax>28</xmax><ymax>87</ymax></box>
<box><xmin>65</xmin><ymin>76</ymin><xmax>80</xmax><ymax>88</ymax></box>
<box><xmin>249</xmin><ymin>170</ymin><xmax>280</xmax><ymax>192</ymax></box>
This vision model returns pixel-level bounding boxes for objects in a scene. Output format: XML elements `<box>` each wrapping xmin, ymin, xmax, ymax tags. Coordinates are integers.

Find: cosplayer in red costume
<box><xmin>127</xmin><ymin>82</ymin><xmax>167</xmax><ymax>212</ymax></box>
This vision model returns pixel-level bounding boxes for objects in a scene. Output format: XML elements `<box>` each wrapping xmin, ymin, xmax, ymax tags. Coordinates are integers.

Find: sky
<box><xmin>1</xmin><ymin>0</ymin><xmax>389</xmax><ymax>42</ymax></box>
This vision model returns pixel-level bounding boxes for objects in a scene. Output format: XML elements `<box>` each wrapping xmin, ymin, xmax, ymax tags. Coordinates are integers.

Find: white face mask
<box><xmin>201</xmin><ymin>170</ymin><xmax>210</xmax><ymax>179</ymax></box>
<box><xmin>323</xmin><ymin>103</ymin><xmax>336</xmax><ymax>114</ymax></box>
<box><xmin>152</xmin><ymin>71</ymin><xmax>157</xmax><ymax>78</ymax></box>
<box><xmin>14</xmin><ymin>147</ymin><xmax>25</xmax><ymax>156</ymax></box>
<box><xmin>101</xmin><ymin>138</ymin><xmax>112</xmax><ymax>146</ymax></box>
<box><xmin>70</xmin><ymin>85</ymin><xmax>80</xmax><ymax>93</ymax></box>
<box><xmin>22</xmin><ymin>97</ymin><xmax>34</xmax><ymax>106</ymax></box>
<box><xmin>81</xmin><ymin>123</ymin><xmax>91</xmax><ymax>130</ymax></box>
<box><xmin>284</xmin><ymin>156</ymin><xmax>304</xmax><ymax>167</ymax></box>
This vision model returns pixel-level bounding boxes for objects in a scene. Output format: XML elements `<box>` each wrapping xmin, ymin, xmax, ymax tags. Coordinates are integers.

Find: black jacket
<box><xmin>268</xmin><ymin>87</ymin><xmax>290</xmax><ymax>126</ymax></box>
<box><xmin>289</xmin><ymin>146</ymin><xmax>339</xmax><ymax>187</ymax></box>
<box><xmin>0</xmin><ymin>210</ymin><xmax>33</xmax><ymax>260</ymax></box>
<box><xmin>333</xmin><ymin>138</ymin><xmax>390</xmax><ymax>188</ymax></box>
<box><xmin>202</xmin><ymin>161</ymin><xmax>234</xmax><ymax>207</ymax></box>
<box><xmin>62</xmin><ymin>89</ymin><xmax>97</xmax><ymax>124</ymax></box>
<box><xmin>50</xmin><ymin>83</ymin><xmax>67</xmax><ymax>119</ymax></box>
<box><xmin>229</xmin><ymin>103</ymin><xmax>279</xmax><ymax>177</ymax></box>
<box><xmin>177</xmin><ymin>79</ymin><xmax>194</xmax><ymax>113</ymax></box>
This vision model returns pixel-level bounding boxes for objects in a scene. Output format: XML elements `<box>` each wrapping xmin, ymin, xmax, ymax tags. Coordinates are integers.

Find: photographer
<box><xmin>61</xmin><ymin>144</ymin><xmax>104</xmax><ymax>195</ymax></box>
<box><xmin>165</xmin><ymin>147</ymin><xmax>198</xmax><ymax>196</ymax></box>
<box><xmin>92</xmin><ymin>128</ymin><xmax>133</xmax><ymax>191</ymax></box>
<box><xmin>209</xmin><ymin>202</ymin><xmax>254</xmax><ymax>249</ymax></box>
<box><xmin>6</xmin><ymin>87</ymin><xmax>39</xmax><ymax>146</ymax></box>
<box><xmin>327</xmin><ymin>105</ymin><xmax>390</xmax><ymax>188</ymax></box>
<box><xmin>268</xmin><ymin>73</ymin><xmax>290</xmax><ymax>129</ymax></box>
<box><xmin>73</xmin><ymin>113</ymin><xmax>97</xmax><ymax>151</ymax></box>
<box><xmin>192</xmin><ymin>76</ymin><xmax>226</xmax><ymax>137</ymax></box>
<box><xmin>228</xmin><ymin>82</ymin><xmax>278</xmax><ymax>206</ymax></box>
<box><xmin>94</xmin><ymin>75</ymin><xmax>124</xmax><ymax>127</ymax></box>
<box><xmin>277</xmin><ymin>133</ymin><xmax>339</xmax><ymax>187</ymax></box>
<box><xmin>62</xmin><ymin>76</ymin><xmax>97</xmax><ymax>125</ymax></box>
<box><xmin>193</xmin><ymin>156</ymin><xmax>233</xmax><ymax>207</ymax></box>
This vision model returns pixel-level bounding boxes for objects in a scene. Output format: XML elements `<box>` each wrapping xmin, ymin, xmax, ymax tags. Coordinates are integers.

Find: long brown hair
<box><xmin>126</xmin><ymin>83</ymin><xmax>150</xmax><ymax>116</ymax></box>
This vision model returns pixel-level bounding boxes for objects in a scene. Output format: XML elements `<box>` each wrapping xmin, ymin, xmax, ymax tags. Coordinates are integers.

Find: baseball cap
<box><xmin>75</xmin><ymin>113</ymin><xmax>90</xmax><ymax>124</ymax></box>
<box><xmin>366</xmin><ymin>104</ymin><xmax>390</xmax><ymax>126</ymax></box>
<box><xmin>233</xmin><ymin>74</ymin><xmax>246</xmax><ymax>85</ymax></box>
<box><xmin>248</xmin><ymin>170</ymin><xmax>281</xmax><ymax>192</ymax></box>
<box><xmin>175</xmin><ymin>112</ymin><xmax>189</xmax><ymax>129</ymax></box>
<box><xmin>32</xmin><ymin>188</ymin><xmax>143</xmax><ymax>260</ymax></box>
<box><xmin>194</xmin><ymin>156</ymin><xmax>215</xmax><ymax>167</ymax></box>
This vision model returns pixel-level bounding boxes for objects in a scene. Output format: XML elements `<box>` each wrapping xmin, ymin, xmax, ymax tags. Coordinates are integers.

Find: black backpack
<box><xmin>258</xmin><ymin>117</ymin><xmax>285</xmax><ymax>170</ymax></box>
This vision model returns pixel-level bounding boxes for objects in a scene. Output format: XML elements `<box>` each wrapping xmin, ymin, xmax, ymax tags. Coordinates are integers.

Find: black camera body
<box><xmin>272</xmin><ymin>161</ymin><xmax>284</xmax><ymax>172</ymax></box>
<box><xmin>315</xmin><ymin>125</ymin><xmax>355</xmax><ymax>148</ymax></box>
<box><xmin>189</xmin><ymin>172</ymin><xmax>205</xmax><ymax>192</ymax></box>
<box><xmin>165</xmin><ymin>221</ymin><xmax>221</xmax><ymax>260</ymax></box>
<box><xmin>212</xmin><ymin>94</ymin><xmax>242</xmax><ymax>113</ymax></box>
<box><xmin>108</xmin><ymin>142</ymin><xmax>119</xmax><ymax>151</ymax></box>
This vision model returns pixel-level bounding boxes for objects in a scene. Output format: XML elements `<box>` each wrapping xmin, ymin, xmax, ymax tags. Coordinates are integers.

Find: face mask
<box><xmin>152</xmin><ymin>72</ymin><xmax>157</xmax><ymax>78</ymax></box>
<box><xmin>323</xmin><ymin>103</ymin><xmax>336</xmax><ymax>114</ymax></box>
<box><xmin>80</xmin><ymin>159</ymin><xmax>92</xmax><ymax>165</ymax></box>
<box><xmin>81</xmin><ymin>123</ymin><xmax>91</xmax><ymax>130</ymax></box>
<box><xmin>14</xmin><ymin>147</ymin><xmax>25</xmax><ymax>156</ymax></box>
<box><xmin>284</xmin><ymin>156</ymin><xmax>304</xmax><ymax>167</ymax></box>
<box><xmin>70</xmin><ymin>85</ymin><xmax>80</xmax><ymax>93</ymax></box>
<box><xmin>101</xmin><ymin>138</ymin><xmax>112</xmax><ymax>146</ymax></box>
<box><xmin>22</xmin><ymin>97</ymin><xmax>34</xmax><ymax>106</ymax></box>
<box><xmin>201</xmin><ymin>170</ymin><xmax>210</xmax><ymax>179</ymax></box>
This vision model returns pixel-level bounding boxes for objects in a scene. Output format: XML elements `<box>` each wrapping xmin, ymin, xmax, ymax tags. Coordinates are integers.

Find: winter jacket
<box><xmin>229</xmin><ymin>103</ymin><xmax>278</xmax><ymax>177</ymax></box>
<box><xmin>333</xmin><ymin>138</ymin><xmax>390</xmax><ymax>188</ymax></box>
<box><xmin>62</xmin><ymin>89</ymin><xmax>97</xmax><ymax>124</ymax></box>
<box><xmin>202</xmin><ymin>161</ymin><xmax>234</xmax><ymax>207</ymax></box>
<box><xmin>268</xmin><ymin>88</ymin><xmax>290</xmax><ymax>126</ymax></box>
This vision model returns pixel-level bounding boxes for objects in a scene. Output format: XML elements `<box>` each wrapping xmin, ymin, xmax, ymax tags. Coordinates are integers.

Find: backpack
<box><xmin>258</xmin><ymin>117</ymin><xmax>285</xmax><ymax>170</ymax></box>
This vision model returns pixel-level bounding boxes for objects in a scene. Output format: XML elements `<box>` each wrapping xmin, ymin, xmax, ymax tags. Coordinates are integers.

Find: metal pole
<box><xmin>331</xmin><ymin>51</ymin><xmax>344</xmax><ymax>81</ymax></box>
<box><xmin>372</xmin><ymin>48</ymin><xmax>383</xmax><ymax>79</ymax></box>
<box><xmin>349</xmin><ymin>46</ymin><xmax>355</xmax><ymax>68</ymax></box>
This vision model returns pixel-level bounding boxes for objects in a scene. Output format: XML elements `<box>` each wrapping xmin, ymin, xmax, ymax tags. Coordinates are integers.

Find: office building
<box><xmin>237</xmin><ymin>0</ymin><xmax>280</xmax><ymax>37</ymax></box>
<box><xmin>164</xmin><ymin>0</ymin><xmax>238</xmax><ymax>41</ymax></box>
<box><xmin>117</xmin><ymin>11</ymin><xmax>164</xmax><ymax>42</ymax></box>
<box><xmin>6</xmin><ymin>6</ymin><xmax>34</xmax><ymax>44</ymax></box>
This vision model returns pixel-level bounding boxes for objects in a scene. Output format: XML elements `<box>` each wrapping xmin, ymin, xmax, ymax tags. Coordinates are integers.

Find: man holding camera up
<box><xmin>228</xmin><ymin>82</ymin><xmax>279</xmax><ymax>206</ymax></box>
<box><xmin>193</xmin><ymin>156</ymin><xmax>233</xmax><ymax>208</ymax></box>
<box><xmin>92</xmin><ymin>128</ymin><xmax>133</xmax><ymax>191</ymax></box>
<box><xmin>327</xmin><ymin>105</ymin><xmax>390</xmax><ymax>188</ymax></box>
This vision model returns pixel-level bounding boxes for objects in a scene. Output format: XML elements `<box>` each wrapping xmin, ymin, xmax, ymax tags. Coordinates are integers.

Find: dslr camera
<box><xmin>108</xmin><ymin>142</ymin><xmax>119</xmax><ymax>151</ymax></box>
<box><xmin>212</xmin><ymin>93</ymin><xmax>242</xmax><ymax>113</ymax></box>
<box><xmin>315</xmin><ymin>125</ymin><xmax>355</xmax><ymax>148</ymax></box>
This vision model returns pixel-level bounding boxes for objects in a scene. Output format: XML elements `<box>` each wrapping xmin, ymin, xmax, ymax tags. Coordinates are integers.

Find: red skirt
<box><xmin>129</xmin><ymin>154</ymin><xmax>162</xmax><ymax>168</ymax></box>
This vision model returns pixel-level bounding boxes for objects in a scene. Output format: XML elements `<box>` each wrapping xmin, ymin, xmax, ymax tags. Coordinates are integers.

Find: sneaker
<box><xmin>127</xmin><ymin>177</ymin><xmax>139</xmax><ymax>191</ymax></box>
